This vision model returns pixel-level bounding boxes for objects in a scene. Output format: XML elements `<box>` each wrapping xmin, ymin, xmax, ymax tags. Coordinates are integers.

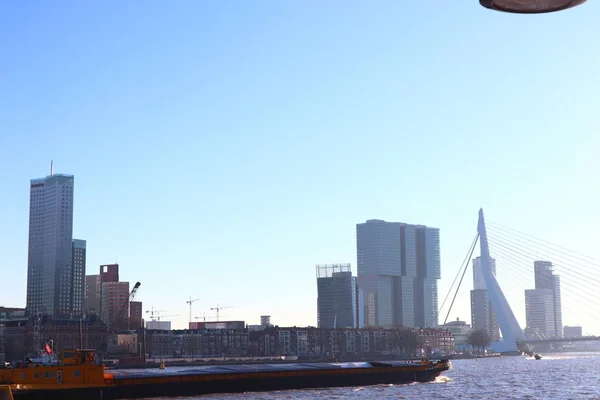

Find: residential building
<box><xmin>146</xmin><ymin>320</ymin><xmax>171</xmax><ymax>331</ymax></box>
<box><xmin>316</xmin><ymin>264</ymin><xmax>357</xmax><ymax>329</ymax></box>
<box><xmin>85</xmin><ymin>264</ymin><xmax>134</xmax><ymax>330</ymax></box>
<box><xmin>533</xmin><ymin>261</ymin><xmax>563</xmax><ymax>338</ymax></box>
<box><xmin>26</xmin><ymin>173</ymin><xmax>78</xmax><ymax>317</ymax></box>
<box><xmin>101</xmin><ymin>281</ymin><xmax>130</xmax><ymax>331</ymax></box>
<box><xmin>71</xmin><ymin>239</ymin><xmax>87</xmax><ymax>316</ymax></box>
<box><xmin>470</xmin><ymin>289</ymin><xmax>500</xmax><ymax>341</ymax></box>
<box><xmin>356</xmin><ymin>219</ymin><xmax>440</xmax><ymax>328</ymax></box>
<box><xmin>470</xmin><ymin>257</ymin><xmax>500</xmax><ymax>341</ymax></box>
<box><xmin>442</xmin><ymin>318</ymin><xmax>472</xmax><ymax>349</ymax></box>
<box><xmin>0</xmin><ymin>315</ymin><xmax>108</xmax><ymax>362</ymax></box>
<box><xmin>473</xmin><ymin>256</ymin><xmax>496</xmax><ymax>290</ymax></box>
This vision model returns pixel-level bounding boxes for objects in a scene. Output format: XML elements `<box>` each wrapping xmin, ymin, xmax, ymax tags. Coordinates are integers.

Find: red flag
<box><xmin>44</xmin><ymin>343</ymin><xmax>52</xmax><ymax>354</ymax></box>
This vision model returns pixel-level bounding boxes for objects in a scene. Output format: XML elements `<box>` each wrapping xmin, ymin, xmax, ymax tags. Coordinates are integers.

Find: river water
<box><xmin>150</xmin><ymin>352</ymin><xmax>600</xmax><ymax>399</ymax></box>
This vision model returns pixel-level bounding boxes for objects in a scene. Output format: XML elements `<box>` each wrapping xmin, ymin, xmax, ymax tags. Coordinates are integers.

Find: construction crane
<box><xmin>113</xmin><ymin>282</ymin><xmax>141</xmax><ymax>331</ymax></box>
<box><xmin>145</xmin><ymin>307</ymin><xmax>178</xmax><ymax>321</ymax></box>
<box><xmin>186</xmin><ymin>297</ymin><xmax>200</xmax><ymax>324</ymax></box>
<box><xmin>195</xmin><ymin>313</ymin><xmax>225</xmax><ymax>322</ymax></box>
<box><xmin>209</xmin><ymin>304</ymin><xmax>233</xmax><ymax>322</ymax></box>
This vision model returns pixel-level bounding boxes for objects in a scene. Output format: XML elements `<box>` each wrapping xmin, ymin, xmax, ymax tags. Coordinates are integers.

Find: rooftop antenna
<box><xmin>50</xmin><ymin>160</ymin><xmax>54</xmax><ymax>176</ymax></box>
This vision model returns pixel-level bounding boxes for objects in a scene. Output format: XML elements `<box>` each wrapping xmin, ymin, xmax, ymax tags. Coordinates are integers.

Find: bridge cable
<box><xmin>487</xmin><ymin>221</ymin><xmax>600</xmax><ymax>264</ymax></box>
<box><xmin>443</xmin><ymin>233</ymin><xmax>479</xmax><ymax>325</ymax></box>
<box><xmin>489</xmin><ymin>238</ymin><xmax>600</xmax><ymax>297</ymax></box>
<box><xmin>487</xmin><ymin>224</ymin><xmax>600</xmax><ymax>273</ymax></box>
<box><xmin>438</xmin><ymin>233</ymin><xmax>480</xmax><ymax>315</ymax></box>
<box><xmin>488</xmin><ymin>242</ymin><xmax>600</xmax><ymax>324</ymax></box>
<box><xmin>487</xmin><ymin>229</ymin><xmax>600</xmax><ymax>289</ymax></box>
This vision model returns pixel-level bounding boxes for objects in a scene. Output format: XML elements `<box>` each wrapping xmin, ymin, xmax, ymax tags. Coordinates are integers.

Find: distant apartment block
<box><xmin>471</xmin><ymin>289</ymin><xmax>500</xmax><ymax>341</ymax></box>
<box><xmin>316</xmin><ymin>264</ymin><xmax>357</xmax><ymax>329</ymax></box>
<box><xmin>356</xmin><ymin>219</ymin><xmax>440</xmax><ymax>328</ymax></box>
<box><xmin>101</xmin><ymin>281</ymin><xmax>130</xmax><ymax>331</ymax></box>
<box><xmin>84</xmin><ymin>274</ymin><xmax>102</xmax><ymax>315</ymax></box>
<box><xmin>129</xmin><ymin>301</ymin><xmax>143</xmax><ymax>330</ymax></box>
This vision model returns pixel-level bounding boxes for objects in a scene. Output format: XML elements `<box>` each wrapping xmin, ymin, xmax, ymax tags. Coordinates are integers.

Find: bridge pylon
<box><xmin>478</xmin><ymin>209</ymin><xmax>526</xmax><ymax>353</ymax></box>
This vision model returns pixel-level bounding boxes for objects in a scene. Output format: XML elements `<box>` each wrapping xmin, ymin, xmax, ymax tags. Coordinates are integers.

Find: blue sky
<box><xmin>1</xmin><ymin>1</ymin><xmax>599</xmax><ymax>333</ymax></box>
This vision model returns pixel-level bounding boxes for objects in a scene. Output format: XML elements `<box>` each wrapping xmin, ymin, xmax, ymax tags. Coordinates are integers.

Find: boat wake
<box><xmin>432</xmin><ymin>376</ymin><xmax>452</xmax><ymax>384</ymax></box>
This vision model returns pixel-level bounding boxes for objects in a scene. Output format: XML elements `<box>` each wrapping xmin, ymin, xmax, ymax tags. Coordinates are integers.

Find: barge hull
<box><xmin>12</xmin><ymin>368</ymin><xmax>447</xmax><ymax>400</ymax></box>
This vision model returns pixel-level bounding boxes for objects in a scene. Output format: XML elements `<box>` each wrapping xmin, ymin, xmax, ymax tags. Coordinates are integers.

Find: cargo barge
<box><xmin>0</xmin><ymin>350</ymin><xmax>450</xmax><ymax>400</ymax></box>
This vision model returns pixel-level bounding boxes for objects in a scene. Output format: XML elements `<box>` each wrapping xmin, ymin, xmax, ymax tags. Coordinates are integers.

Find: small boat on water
<box><xmin>534</xmin><ymin>354</ymin><xmax>542</xmax><ymax>360</ymax></box>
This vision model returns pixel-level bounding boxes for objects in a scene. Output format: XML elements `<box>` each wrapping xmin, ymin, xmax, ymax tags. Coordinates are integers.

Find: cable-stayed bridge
<box><xmin>441</xmin><ymin>209</ymin><xmax>600</xmax><ymax>353</ymax></box>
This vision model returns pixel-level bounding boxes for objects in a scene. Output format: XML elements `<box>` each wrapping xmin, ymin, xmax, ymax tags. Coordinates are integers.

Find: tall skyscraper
<box><xmin>316</xmin><ymin>264</ymin><xmax>357</xmax><ymax>329</ymax></box>
<box><xmin>26</xmin><ymin>173</ymin><xmax>77</xmax><ymax>317</ymax></box>
<box><xmin>356</xmin><ymin>219</ymin><xmax>440</xmax><ymax>328</ymax></box>
<box><xmin>470</xmin><ymin>257</ymin><xmax>500</xmax><ymax>341</ymax></box>
<box><xmin>525</xmin><ymin>261</ymin><xmax>562</xmax><ymax>338</ymax></box>
<box><xmin>415</xmin><ymin>226</ymin><xmax>441</xmax><ymax>328</ymax></box>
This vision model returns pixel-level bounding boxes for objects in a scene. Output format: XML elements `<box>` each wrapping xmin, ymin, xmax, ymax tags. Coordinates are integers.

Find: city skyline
<box><xmin>4</xmin><ymin>168</ymin><xmax>593</xmax><ymax>336</ymax></box>
<box><xmin>2</xmin><ymin>1</ymin><xmax>600</xmax><ymax>333</ymax></box>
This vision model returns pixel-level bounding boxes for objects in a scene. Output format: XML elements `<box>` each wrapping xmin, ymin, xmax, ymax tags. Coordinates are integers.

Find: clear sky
<box><xmin>1</xmin><ymin>1</ymin><xmax>599</xmax><ymax>333</ymax></box>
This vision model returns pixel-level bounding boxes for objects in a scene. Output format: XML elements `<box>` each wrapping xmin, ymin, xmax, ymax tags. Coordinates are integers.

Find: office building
<box><xmin>356</xmin><ymin>219</ymin><xmax>440</xmax><ymax>328</ymax></box>
<box><xmin>26</xmin><ymin>173</ymin><xmax>79</xmax><ymax>317</ymax></box>
<box><xmin>316</xmin><ymin>264</ymin><xmax>357</xmax><ymax>329</ymax></box>
<box><xmin>525</xmin><ymin>289</ymin><xmax>556</xmax><ymax>337</ymax></box>
<box><xmin>563</xmin><ymin>326</ymin><xmax>583</xmax><ymax>338</ymax></box>
<box><xmin>470</xmin><ymin>257</ymin><xmax>500</xmax><ymax>341</ymax></box>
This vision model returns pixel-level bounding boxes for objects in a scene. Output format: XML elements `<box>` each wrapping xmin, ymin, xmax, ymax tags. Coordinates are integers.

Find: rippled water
<box><xmin>150</xmin><ymin>352</ymin><xmax>600</xmax><ymax>400</ymax></box>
